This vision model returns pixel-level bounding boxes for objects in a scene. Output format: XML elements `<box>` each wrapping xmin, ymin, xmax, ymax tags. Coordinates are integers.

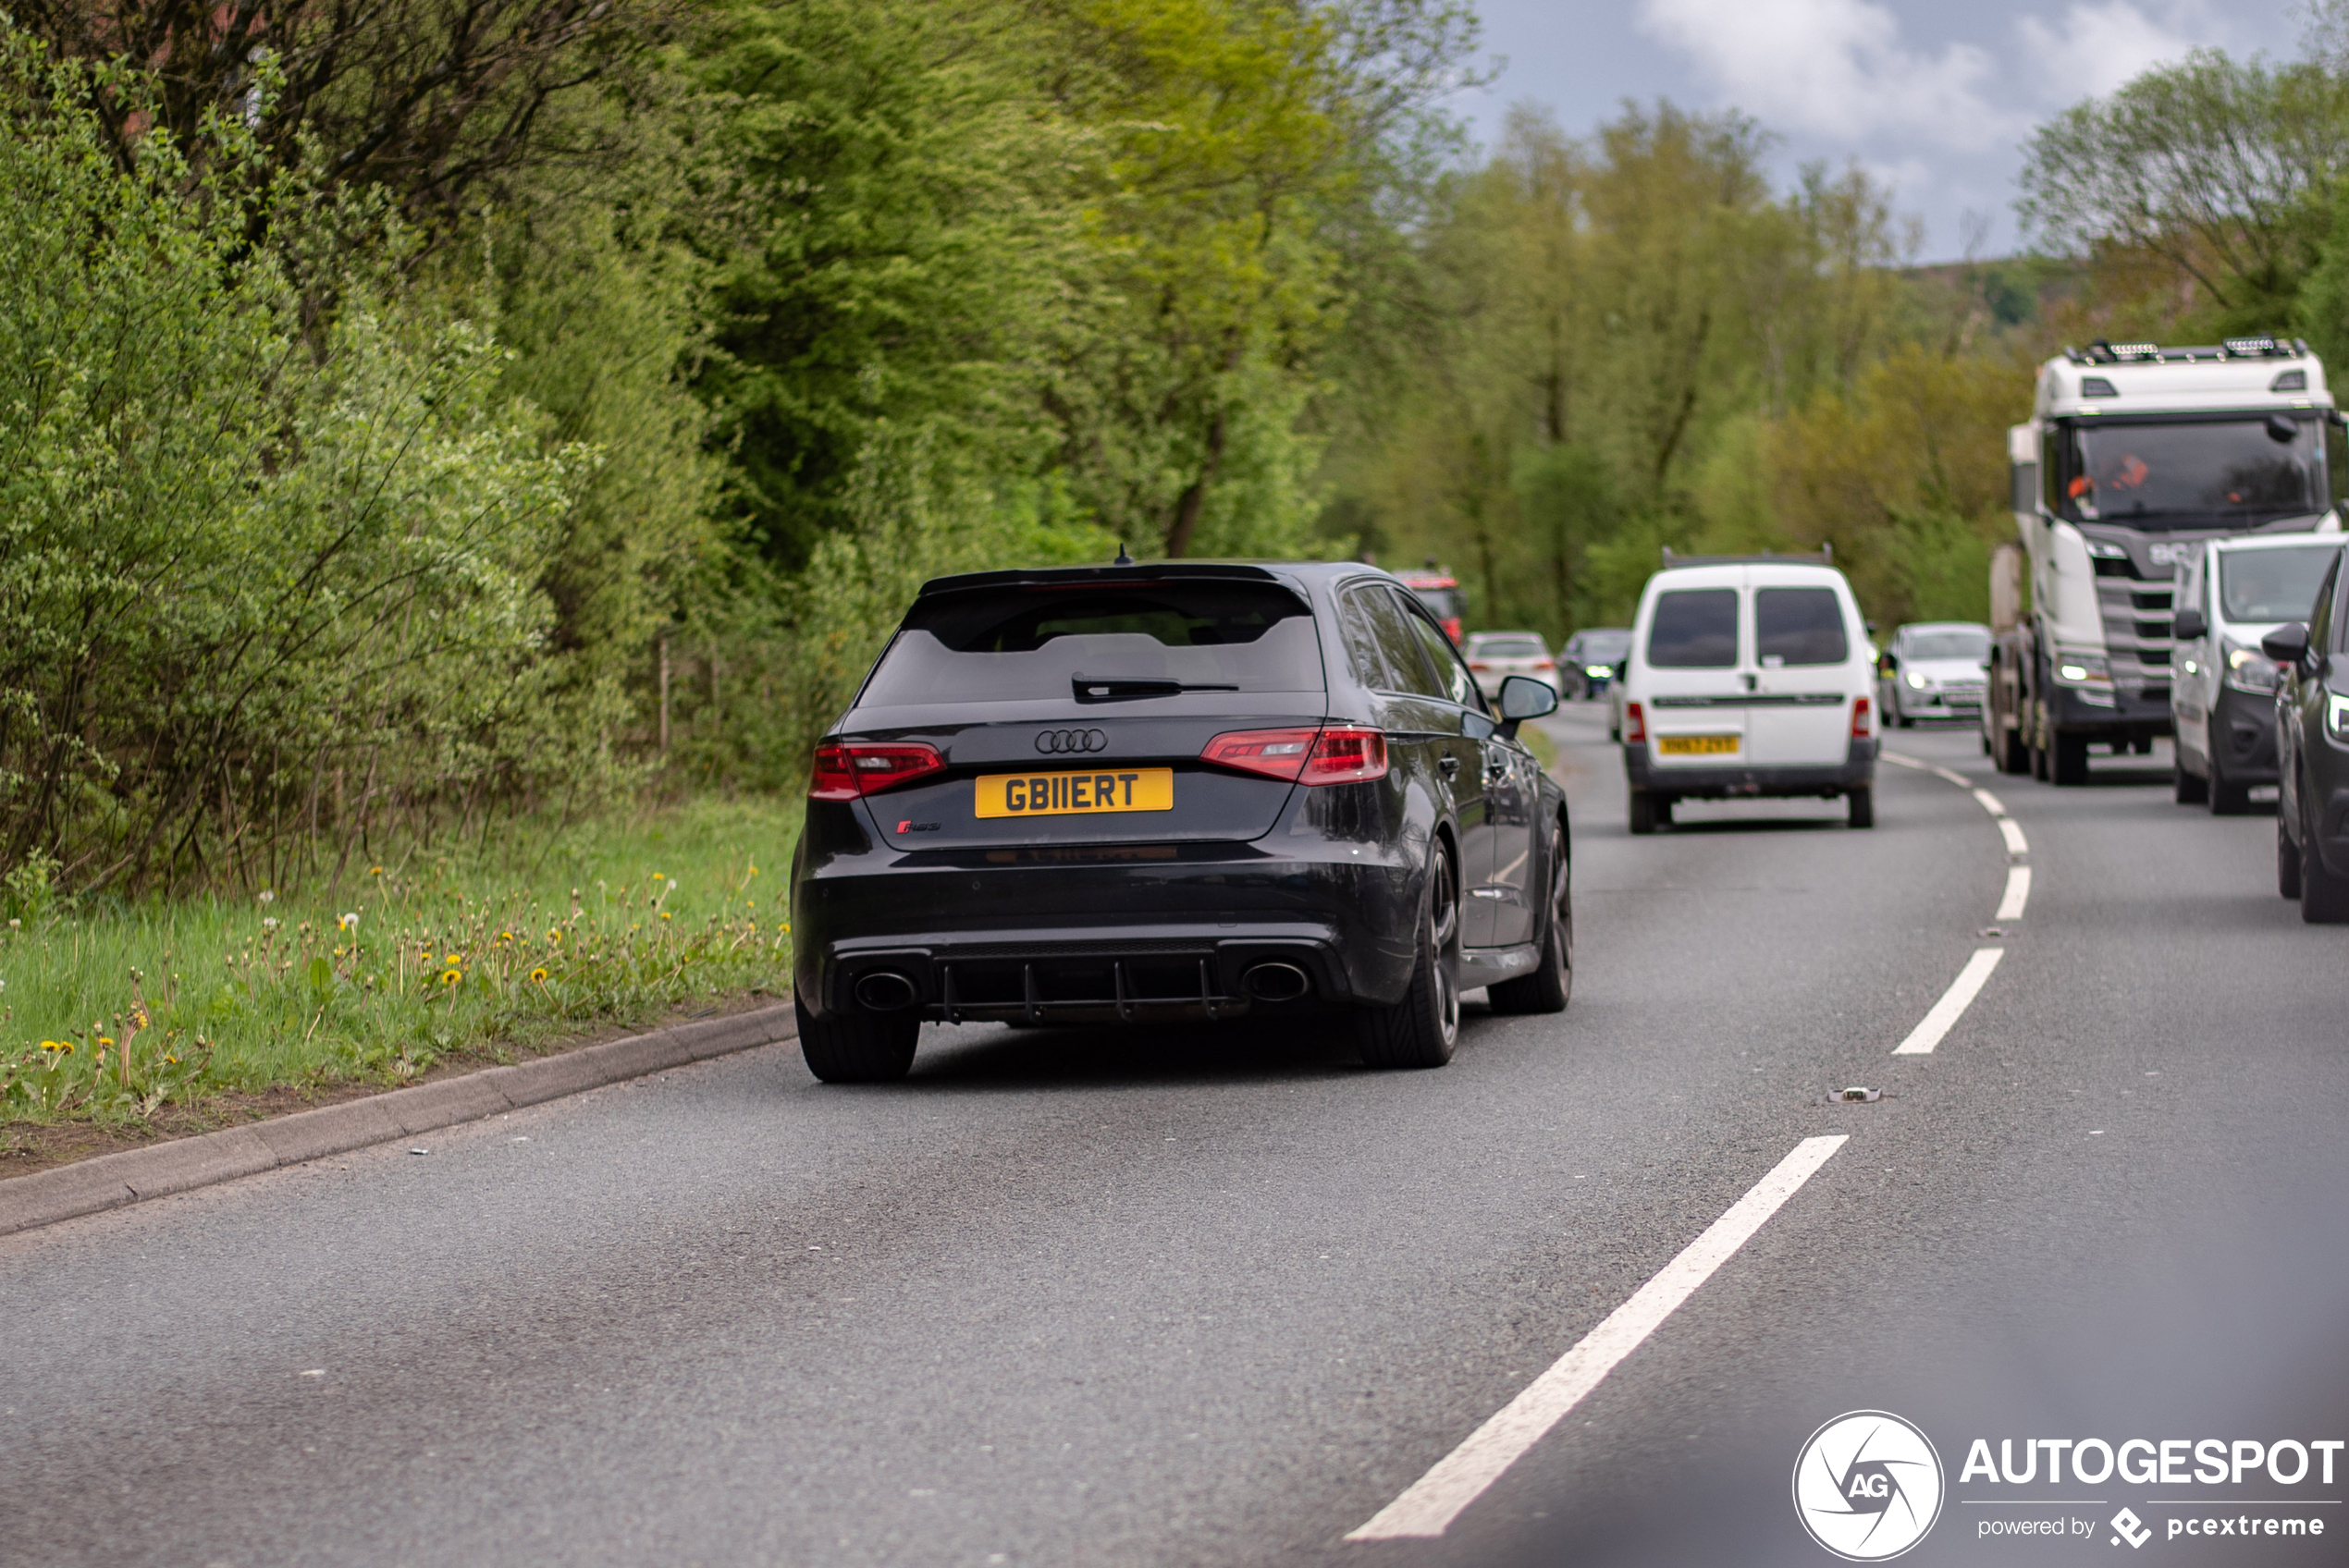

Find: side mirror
<box><xmin>2261</xmin><ymin>621</ymin><xmax>2310</xmax><ymax>667</ymax></box>
<box><xmin>1497</xmin><ymin>674</ymin><xmax>1560</xmax><ymax>737</ymax></box>
<box><xmin>1612</xmin><ymin>659</ymin><xmax>1629</xmax><ymax>682</ymax></box>
<box><xmin>2171</xmin><ymin>606</ymin><xmax>2208</xmax><ymax>641</ymax></box>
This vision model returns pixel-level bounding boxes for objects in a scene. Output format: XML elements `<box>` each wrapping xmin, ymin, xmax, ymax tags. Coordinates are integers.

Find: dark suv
<box><xmin>789</xmin><ymin>561</ymin><xmax>1572</xmax><ymax>1080</ymax></box>
<box><xmin>2266</xmin><ymin>540</ymin><xmax>2349</xmax><ymax>921</ymax></box>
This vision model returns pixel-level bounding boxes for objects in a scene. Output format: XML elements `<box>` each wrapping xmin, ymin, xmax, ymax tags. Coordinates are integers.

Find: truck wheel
<box><xmin>2052</xmin><ymin>733</ymin><xmax>2089</xmax><ymax>787</ymax></box>
<box><xmin>1490</xmin><ymin>823</ymin><xmax>1571</xmax><ymax>1015</ymax></box>
<box><xmin>2174</xmin><ymin>760</ymin><xmax>2208</xmax><ymax>804</ymax></box>
<box><xmin>1847</xmin><ymin>787</ymin><xmax>1875</xmax><ymax>828</ymax></box>
<box><xmin>2029</xmin><ymin>728</ymin><xmax>2049</xmax><ymax>781</ymax></box>
<box><xmin>1357</xmin><ymin>843</ymin><xmax>1462</xmax><ymax>1066</ymax></box>
<box><xmin>1996</xmin><ymin>723</ymin><xmax>2028</xmax><ymax>775</ymax></box>
<box><xmin>2279</xmin><ymin>818</ymin><xmax>2304</xmax><ymax>900</ymax></box>
<box><xmin>2208</xmin><ymin>753</ymin><xmax>2249</xmax><ymax>815</ymax></box>
<box><xmin>796</xmin><ymin>995</ymin><xmax>919</xmax><ymax>1083</ymax></box>
<box><xmin>2300</xmin><ymin>795</ymin><xmax>2349</xmax><ymax>924</ymax></box>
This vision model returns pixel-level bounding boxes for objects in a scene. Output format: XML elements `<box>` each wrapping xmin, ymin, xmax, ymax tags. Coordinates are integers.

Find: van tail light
<box><xmin>1533</xmin><ymin>658</ymin><xmax>1554</xmax><ymax>669</ymax></box>
<box><xmin>1851</xmin><ymin>696</ymin><xmax>1872</xmax><ymax>738</ymax></box>
<box><xmin>1468</xmin><ymin>660</ymin><xmax>1491</xmax><ymax>671</ymax></box>
<box><xmin>809</xmin><ymin>741</ymin><xmax>946</xmax><ymax>801</ymax></box>
<box><xmin>1201</xmin><ymin>725</ymin><xmax>1388</xmax><ymax>785</ymax></box>
<box><xmin>1624</xmin><ymin>702</ymin><xmax>1646</xmax><ymax>743</ymax></box>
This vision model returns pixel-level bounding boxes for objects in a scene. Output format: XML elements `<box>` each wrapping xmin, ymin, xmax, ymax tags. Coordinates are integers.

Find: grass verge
<box><xmin>0</xmin><ymin>796</ymin><xmax>800</xmax><ymax>1141</ymax></box>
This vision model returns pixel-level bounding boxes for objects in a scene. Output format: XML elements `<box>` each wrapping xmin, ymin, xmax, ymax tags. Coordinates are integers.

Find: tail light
<box><xmin>1851</xmin><ymin>696</ymin><xmax>1872</xmax><ymax>738</ymax></box>
<box><xmin>1201</xmin><ymin>725</ymin><xmax>1388</xmax><ymax>785</ymax></box>
<box><xmin>809</xmin><ymin>741</ymin><xmax>946</xmax><ymax>801</ymax></box>
<box><xmin>1624</xmin><ymin>702</ymin><xmax>1646</xmax><ymax>743</ymax></box>
<box><xmin>1533</xmin><ymin>658</ymin><xmax>1554</xmax><ymax>669</ymax></box>
<box><xmin>1468</xmin><ymin>660</ymin><xmax>1491</xmax><ymax>671</ymax></box>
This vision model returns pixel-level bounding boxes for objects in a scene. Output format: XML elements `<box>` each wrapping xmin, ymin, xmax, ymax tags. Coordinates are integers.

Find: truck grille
<box><xmin>2095</xmin><ymin>568</ymin><xmax>2173</xmax><ymax>688</ymax></box>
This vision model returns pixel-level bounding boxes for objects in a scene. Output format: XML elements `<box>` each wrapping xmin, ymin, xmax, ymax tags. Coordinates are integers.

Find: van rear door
<box><xmin>1744</xmin><ymin>579</ymin><xmax>1858</xmax><ymax>766</ymax></box>
<box><xmin>1642</xmin><ymin>582</ymin><xmax>1750</xmax><ymax>770</ymax></box>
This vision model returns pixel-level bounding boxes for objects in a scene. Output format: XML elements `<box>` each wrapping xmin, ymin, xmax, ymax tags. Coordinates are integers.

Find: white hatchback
<box><xmin>1618</xmin><ymin>557</ymin><xmax>1879</xmax><ymax>833</ymax></box>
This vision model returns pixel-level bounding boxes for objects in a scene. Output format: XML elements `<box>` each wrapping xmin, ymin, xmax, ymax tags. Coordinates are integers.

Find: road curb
<box><xmin>0</xmin><ymin>1002</ymin><xmax>799</xmax><ymax>1240</ymax></box>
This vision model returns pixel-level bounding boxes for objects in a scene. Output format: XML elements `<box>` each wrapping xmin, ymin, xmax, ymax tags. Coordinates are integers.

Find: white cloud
<box><xmin>1634</xmin><ymin>0</ymin><xmax>2021</xmax><ymax>150</ymax></box>
<box><xmin>2015</xmin><ymin>2</ymin><xmax>2218</xmax><ymax>102</ymax></box>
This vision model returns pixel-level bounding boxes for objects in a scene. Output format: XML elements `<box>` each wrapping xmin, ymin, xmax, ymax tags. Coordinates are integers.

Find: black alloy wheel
<box><xmin>2298</xmin><ymin>787</ymin><xmax>2349</xmax><ymax>924</ymax></box>
<box><xmin>797</xmin><ymin>994</ymin><xmax>920</xmax><ymax>1083</ymax></box>
<box><xmin>1490</xmin><ymin>822</ymin><xmax>1572</xmax><ymax>1015</ymax></box>
<box><xmin>1356</xmin><ymin>841</ymin><xmax>1462</xmax><ymax>1068</ymax></box>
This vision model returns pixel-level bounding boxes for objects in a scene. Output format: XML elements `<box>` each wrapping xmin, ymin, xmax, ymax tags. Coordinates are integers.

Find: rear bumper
<box><xmin>791</xmin><ymin>834</ymin><xmax>1422</xmax><ymax>1023</ymax></box>
<box><xmin>1624</xmin><ymin>739</ymin><xmax>1877</xmax><ymax>799</ymax></box>
<box><xmin>1893</xmin><ymin>686</ymin><xmax>1984</xmax><ymax>718</ymax></box>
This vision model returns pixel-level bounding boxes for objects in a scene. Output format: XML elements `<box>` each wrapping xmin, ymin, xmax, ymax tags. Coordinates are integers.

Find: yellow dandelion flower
<box><xmin>440</xmin><ymin>969</ymin><xmax>461</xmax><ymax>986</ymax></box>
<box><xmin>530</xmin><ymin>967</ymin><xmax>548</xmax><ymax>984</ymax></box>
<box><xmin>747</xmin><ymin>865</ymin><xmax>758</xmax><ymax>876</ymax></box>
<box><xmin>370</xmin><ymin>865</ymin><xmax>385</xmax><ymax>876</ymax></box>
<box><xmin>499</xmin><ymin>930</ymin><xmax>513</xmax><ymax>942</ymax></box>
<box><xmin>659</xmin><ymin>912</ymin><xmax>672</xmax><ymax>921</ymax></box>
<box><xmin>444</xmin><ymin>953</ymin><xmax>461</xmax><ymax>963</ymax></box>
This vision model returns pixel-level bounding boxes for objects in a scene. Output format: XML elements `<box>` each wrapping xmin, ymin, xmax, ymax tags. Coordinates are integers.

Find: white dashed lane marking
<box><xmin>1891</xmin><ymin>947</ymin><xmax>2006</xmax><ymax>1056</ymax></box>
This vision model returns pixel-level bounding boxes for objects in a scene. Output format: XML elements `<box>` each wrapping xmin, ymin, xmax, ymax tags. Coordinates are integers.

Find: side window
<box><xmin>1336</xmin><ymin>585</ymin><xmax>1405</xmax><ymax>692</ymax></box>
<box><xmin>1754</xmin><ymin>587</ymin><xmax>1850</xmax><ymax>667</ymax></box>
<box><xmin>1404</xmin><ymin>600</ymin><xmax>1485</xmax><ymax>709</ymax></box>
<box><xmin>1648</xmin><ymin>588</ymin><xmax>1740</xmax><ymax>668</ymax></box>
<box><xmin>1359</xmin><ymin>585</ymin><xmax>1445</xmax><ymax>697</ymax></box>
<box><xmin>2011</xmin><ymin>459</ymin><xmax>2037</xmax><ymax>515</ymax></box>
<box><xmin>2309</xmin><ymin>555</ymin><xmax>2340</xmax><ymax>655</ymax></box>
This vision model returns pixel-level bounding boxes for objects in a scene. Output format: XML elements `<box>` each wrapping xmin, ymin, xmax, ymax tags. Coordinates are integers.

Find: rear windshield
<box><xmin>1755</xmin><ymin>587</ymin><xmax>1849</xmax><ymax>667</ymax></box>
<box><xmin>862</xmin><ymin>582</ymin><xmax>1324</xmax><ymax>704</ymax></box>
<box><xmin>1647</xmin><ymin>589</ymin><xmax>1738</xmax><ymax>668</ymax></box>
<box><xmin>1472</xmin><ymin>636</ymin><xmax>1547</xmax><ymax>658</ymax></box>
<box><xmin>2220</xmin><ymin>545</ymin><xmax>2339</xmax><ymax>624</ymax></box>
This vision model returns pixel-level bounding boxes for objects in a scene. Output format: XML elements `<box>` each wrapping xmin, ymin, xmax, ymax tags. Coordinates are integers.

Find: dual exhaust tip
<box><xmin>849</xmin><ymin>961</ymin><xmax>1313</xmax><ymax>1011</ymax></box>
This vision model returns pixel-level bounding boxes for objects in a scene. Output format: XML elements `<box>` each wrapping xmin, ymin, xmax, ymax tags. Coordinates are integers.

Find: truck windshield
<box><xmin>2219</xmin><ymin>545</ymin><xmax>2340</xmax><ymax>623</ymax></box>
<box><xmin>2061</xmin><ymin>418</ymin><xmax>2323</xmax><ymax>531</ymax></box>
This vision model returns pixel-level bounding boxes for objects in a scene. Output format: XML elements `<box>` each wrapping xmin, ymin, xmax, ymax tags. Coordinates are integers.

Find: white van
<box><xmin>2170</xmin><ymin>532</ymin><xmax>2343</xmax><ymax>813</ymax></box>
<box><xmin>1619</xmin><ymin>555</ymin><xmax>1878</xmax><ymax>833</ymax></box>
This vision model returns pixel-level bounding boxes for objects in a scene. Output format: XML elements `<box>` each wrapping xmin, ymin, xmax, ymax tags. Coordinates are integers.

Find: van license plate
<box><xmin>976</xmin><ymin>768</ymin><xmax>1174</xmax><ymax>818</ymax></box>
<box><xmin>1656</xmin><ymin>734</ymin><xmax>1740</xmax><ymax>756</ymax></box>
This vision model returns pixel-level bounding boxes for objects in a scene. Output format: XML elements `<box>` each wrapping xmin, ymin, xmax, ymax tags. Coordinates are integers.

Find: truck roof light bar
<box><xmin>2066</xmin><ymin>337</ymin><xmax>2308</xmax><ymax>365</ymax></box>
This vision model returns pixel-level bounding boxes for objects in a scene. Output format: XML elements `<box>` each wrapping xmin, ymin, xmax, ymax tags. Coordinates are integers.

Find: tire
<box><xmin>2300</xmin><ymin>792</ymin><xmax>2349</xmax><ymax>924</ymax></box>
<box><xmin>2279</xmin><ymin>817</ymin><xmax>2304</xmax><ymax>900</ymax></box>
<box><xmin>1996</xmin><ymin>722</ymin><xmax>2029</xmax><ymax>776</ymax></box>
<box><xmin>1847</xmin><ymin>786</ymin><xmax>1875</xmax><ymax>828</ymax></box>
<box><xmin>2208</xmin><ymin>751</ymin><xmax>2249</xmax><ymax>815</ymax></box>
<box><xmin>1629</xmin><ymin>789</ymin><xmax>1659</xmax><ymax>835</ymax></box>
<box><xmin>1490</xmin><ymin>823</ymin><xmax>1572</xmax><ymax>1015</ymax></box>
<box><xmin>2030</xmin><ymin>727</ymin><xmax>2049</xmax><ymax>781</ymax></box>
<box><xmin>1356</xmin><ymin>842</ymin><xmax>1462</xmax><ymax>1068</ymax></box>
<box><xmin>2174</xmin><ymin>760</ymin><xmax>2208</xmax><ymax>804</ymax></box>
<box><xmin>796</xmin><ymin>994</ymin><xmax>919</xmax><ymax>1083</ymax></box>
<box><xmin>2052</xmin><ymin>732</ymin><xmax>2089</xmax><ymax>787</ymax></box>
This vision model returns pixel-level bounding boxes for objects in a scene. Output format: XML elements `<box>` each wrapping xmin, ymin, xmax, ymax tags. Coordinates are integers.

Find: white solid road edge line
<box><xmin>1997</xmin><ymin>865</ymin><xmax>2033</xmax><ymax>921</ymax></box>
<box><xmin>1891</xmin><ymin>948</ymin><xmax>2006</xmax><ymax>1056</ymax></box>
<box><xmin>1343</xmin><ymin>1136</ymin><xmax>1851</xmax><ymax>1542</ymax></box>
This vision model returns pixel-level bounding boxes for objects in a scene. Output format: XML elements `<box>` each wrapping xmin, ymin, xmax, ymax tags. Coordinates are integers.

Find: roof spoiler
<box><xmin>1661</xmin><ymin>544</ymin><xmax>1834</xmax><ymax>569</ymax></box>
<box><xmin>914</xmin><ymin>561</ymin><xmax>1291</xmax><ymax>598</ymax></box>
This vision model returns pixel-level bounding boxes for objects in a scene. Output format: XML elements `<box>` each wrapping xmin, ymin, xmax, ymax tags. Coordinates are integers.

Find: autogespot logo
<box><xmin>1794</xmin><ymin>1411</ymin><xmax>1947</xmax><ymax>1562</ymax></box>
<box><xmin>1034</xmin><ymin>728</ymin><xmax>1108</xmax><ymax>755</ymax></box>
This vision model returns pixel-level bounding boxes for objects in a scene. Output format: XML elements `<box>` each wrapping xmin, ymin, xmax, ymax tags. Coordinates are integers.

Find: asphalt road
<box><xmin>6</xmin><ymin>706</ymin><xmax>2346</xmax><ymax>1568</ymax></box>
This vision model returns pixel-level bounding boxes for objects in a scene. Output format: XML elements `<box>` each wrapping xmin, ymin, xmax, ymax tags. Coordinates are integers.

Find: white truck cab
<box><xmin>1618</xmin><ymin>553</ymin><xmax>1877</xmax><ymax>833</ymax></box>
<box><xmin>1988</xmin><ymin>337</ymin><xmax>2342</xmax><ymax>785</ymax></box>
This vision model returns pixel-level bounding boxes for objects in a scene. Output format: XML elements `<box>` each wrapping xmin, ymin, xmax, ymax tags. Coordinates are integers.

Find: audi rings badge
<box><xmin>1034</xmin><ymin>729</ymin><xmax>1110</xmax><ymax>755</ymax></box>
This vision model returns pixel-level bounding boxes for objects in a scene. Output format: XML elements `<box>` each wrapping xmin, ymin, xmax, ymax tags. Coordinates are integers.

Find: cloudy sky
<box><xmin>1451</xmin><ymin>0</ymin><xmax>2310</xmax><ymax>259</ymax></box>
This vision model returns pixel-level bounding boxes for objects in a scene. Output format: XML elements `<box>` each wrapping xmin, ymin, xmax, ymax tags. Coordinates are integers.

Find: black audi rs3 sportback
<box><xmin>788</xmin><ymin>560</ymin><xmax>1572</xmax><ymax>1081</ymax></box>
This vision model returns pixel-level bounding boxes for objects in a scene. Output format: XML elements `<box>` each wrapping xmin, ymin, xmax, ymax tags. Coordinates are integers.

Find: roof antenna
<box><xmin>1113</xmin><ymin>541</ymin><xmax>1134</xmax><ymax>566</ymax></box>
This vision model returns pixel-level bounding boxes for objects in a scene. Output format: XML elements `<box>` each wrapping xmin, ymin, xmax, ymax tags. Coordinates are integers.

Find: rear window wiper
<box><xmin>1073</xmin><ymin>674</ymin><xmax>1240</xmax><ymax>703</ymax></box>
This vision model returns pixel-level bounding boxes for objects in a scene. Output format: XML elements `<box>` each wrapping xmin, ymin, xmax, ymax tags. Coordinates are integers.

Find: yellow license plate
<box><xmin>1656</xmin><ymin>734</ymin><xmax>1740</xmax><ymax>756</ymax></box>
<box><xmin>976</xmin><ymin>767</ymin><xmax>1174</xmax><ymax>818</ymax></box>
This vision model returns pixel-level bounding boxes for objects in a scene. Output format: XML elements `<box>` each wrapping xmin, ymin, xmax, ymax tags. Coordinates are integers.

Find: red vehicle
<box><xmin>1396</xmin><ymin>568</ymin><xmax>1466</xmax><ymax>643</ymax></box>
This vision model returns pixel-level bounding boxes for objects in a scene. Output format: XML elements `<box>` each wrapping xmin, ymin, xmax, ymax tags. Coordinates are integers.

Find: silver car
<box><xmin>1876</xmin><ymin>622</ymin><xmax>1991</xmax><ymax>727</ymax></box>
<box><xmin>1462</xmin><ymin>631</ymin><xmax>1559</xmax><ymax>703</ymax></box>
